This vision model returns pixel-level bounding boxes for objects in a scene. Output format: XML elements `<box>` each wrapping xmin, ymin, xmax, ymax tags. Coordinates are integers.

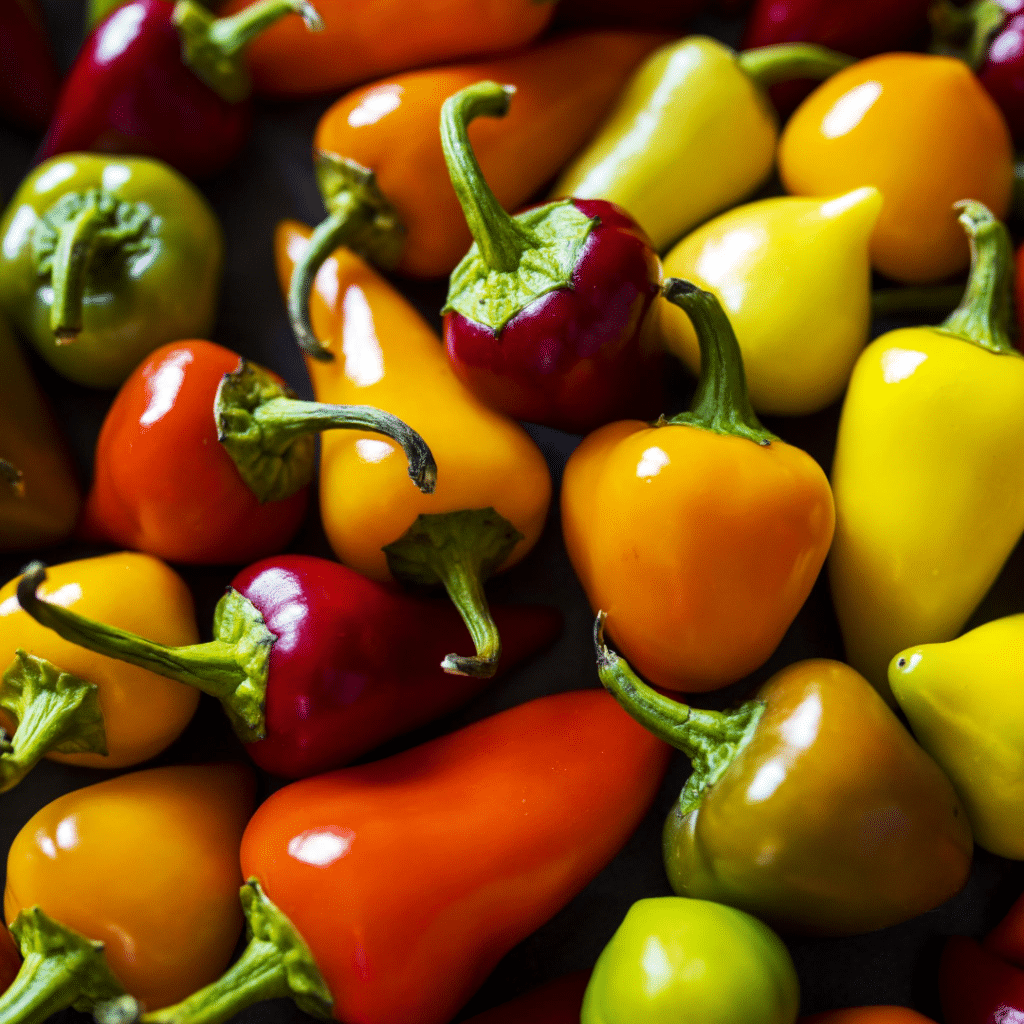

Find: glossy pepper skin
<box><xmin>0</xmin><ymin>154</ymin><xmax>222</xmax><ymax>388</ymax></box>
<box><xmin>0</xmin><ymin>0</ymin><xmax>60</xmax><ymax>131</ymax></box>
<box><xmin>829</xmin><ymin>202</ymin><xmax>1024</xmax><ymax>699</ymax></box>
<box><xmin>659</xmin><ymin>187</ymin><xmax>882</xmax><ymax>416</ymax></box>
<box><xmin>218</xmin><ymin>0</ymin><xmax>555</xmax><ymax>97</ymax></box>
<box><xmin>940</xmin><ymin>936</ymin><xmax>1024</xmax><ymax>1024</ymax></box>
<box><xmin>562</xmin><ymin>281</ymin><xmax>834</xmax><ymax>692</ymax></box>
<box><xmin>39</xmin><ymin>0</ymin><xmax>322</xmax><ymax>179</ymax></box>
<box><xmin>0</xmin><ymin>316</ymin><xmax>80</xmax><ymax>552</ymax></box>
<box><xmin>440</xmin><ymin>81</ymin><xmax>663</xmax><ymax>434</ymax></box>
<box><xmin>582</xmin><ymin>897</ymin><xmax>799</xmax><ymax>1024</ymax></box>
<box><xmin>128</xmin><ymin>690</ymin><xmax>670</xmax><ymax>1024</ymax></box>
<box><xmin>779</xmin><ymin>53</ymin><xmax>1013</xmax><ymax>283</ymax></box>
<box><xmin>597</xmin><ymin>637</ymin><xmax>973</xmax><ymax>936</ymax></box>
<box><xmin>987</xmin><ymin>889</ymin><xmax>1024</xmax><ymax>967</ymax></box>
<box><xmin>1</xmin><ymin>764</ymin><xmax>252</xmax><ymax>1016</ymax></box>
<box><xmin>465</xmin><ymin>974</ymin><xmax>589</xmax><ymax>1024</ymax></box>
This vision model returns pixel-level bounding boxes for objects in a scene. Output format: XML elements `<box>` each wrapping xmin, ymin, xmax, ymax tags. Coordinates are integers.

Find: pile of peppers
<box><xmin>6</xmin><ymin>0</ymin><xmax>1024</xmax><ymax>1022</ymax></box>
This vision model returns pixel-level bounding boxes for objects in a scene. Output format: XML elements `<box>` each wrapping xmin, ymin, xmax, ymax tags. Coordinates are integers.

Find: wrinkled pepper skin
<box><xmin>3</xmin><ymin>764</ymin><xmax>252</xmax><ymax>1011</ymax></box>
<box><xmin>0</xmin><ymin>553</ymin><xmax>200</xmax><ymax>769</ymax></box>
<box><xmin>0</xmin><ymin>0</ymin><xmax>60</xmax><ymax>131</ymax></box>
<box><xmin>581</xmin><ymin>897</ymin><xmax>799</xmax><ymax>1024</ymax></box>
<box><xmin>0</xmin><ymin>316</ymin><xmax>80</xmax><ymax>552</ymax></box>
<box><xmin>940</xmin><ymin>936</ymin><xmax>1024</xmax><ymax>1024</ymax></box>
<box><xmin>801</xmin><ymin>1011</ymin><xmax>937</xmax><ymax>1023</ymax></box>
<box><xmin>0</xmin><ymin>154</ymin><xmax>222</xmax><ymax>388</ymax></box>
<box><xmin>465</xmin><ymin>973</ymin><xmax>589</xmax><ymax>1024</ymax></box>
<box><xmin>779</xmin><ymin>54</ymin><xmax>1013</xmax><ymax>283</ymax></box>
<box><xmin>219</xmin><ymin>0</ymin><xmax>555</xmax><ymax>96</ymax></box>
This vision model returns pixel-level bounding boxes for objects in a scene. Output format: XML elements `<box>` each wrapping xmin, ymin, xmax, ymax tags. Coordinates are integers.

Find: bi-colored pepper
<box><xmin>0</xmin><ymin>155</ymin><xmax>222</xmax><ymax>388</ymax></box>
<box><xmin>659</xmin><ymin>187</ymin><xmax>882</xmax><ymax>416</ymax></box>
<box><xmin>276</xmin><ymin>222</ymin><xmax>552</xmax><ymax>678</ymax></box>
<box><xmin>0</xmin><ymin>764</ymin><xmax>252</xmax><ymax>1019</ymax></box>
<box><xmin>562</xmin><ymin>280</ymin><xmax>834</xmax><ymax>692</ymax></box>
<box><xmin>596</xmin><ymin>632</ymin><xmax>973</xmax><ymax>935</ymax></box>
<box><xmin>829</xmin><ymin>202</ymin><xmax>1024</xmax><ymax>699</ymax></box>
<box><xmin>779</xmin><ymin>53</ymin><xmax>1013</xmax><ymax>283</ymax></box>
<box><xmin>0</xmin><ymin>0</ymin><xmax>60</xmax><ymax>131</ymax></box>
<box><xmin>114</xmin><ymin>691</ymin><xmax>670</xmax><ymax>1024</ymax></box>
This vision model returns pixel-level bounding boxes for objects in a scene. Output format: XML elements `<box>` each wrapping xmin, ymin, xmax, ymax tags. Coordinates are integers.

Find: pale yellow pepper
<box><xmin>660</xmin><ymin>187</ymin><xmax>882</xmax><ymax>415</ymax></box>
<box><xmin>890</xmin><ymin>616</ymin><xmax>1024</xmax><ymax>859</ymax></box>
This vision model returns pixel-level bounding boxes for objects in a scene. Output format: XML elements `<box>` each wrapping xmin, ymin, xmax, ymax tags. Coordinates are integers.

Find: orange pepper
<box><xmin>219</xmin><ymin>0</ymin><xmax>556</xmax><ymax>96</ymax></box>
<box><xmin>778</xmin><ymin>52</ymin><xmax>1013</xmax><ymax>283</ymax></box>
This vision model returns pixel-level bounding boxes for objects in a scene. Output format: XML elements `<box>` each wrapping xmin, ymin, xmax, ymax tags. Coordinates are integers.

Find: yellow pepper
<box><xmin>829</xmin><ymin>201</ymin><xmax>1024</xmax><ymax>701</ymax></box>
<box><xmin>890</xmin><ymin>616</ymin><xmax>1024</xmax><ymax>860</ymax></box>
<box><xmin>659</xmin><ymin>187</ymin><xmax>882</xmax><ymax>416</ymax></box>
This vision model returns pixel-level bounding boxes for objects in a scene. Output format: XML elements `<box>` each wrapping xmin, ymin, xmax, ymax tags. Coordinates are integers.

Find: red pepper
<box><xmin>80</xmin><ymin>340</ymin><xmax>434</xmax><ymax>566</ymax></box>
<box><xmin>940</xmin><ymin>935</ymin><xmax>1024</xmax><ymax>1024</ymax></box>
<box><xmin>37</xmin><ymin>0</ymin><xmax>321</xmax><ymax>178</ymax></box>
<box><xmin>465</xmin><ymin>973</ymin><xmax>590</xmax><ymax>1024</ymax></box>
<box><xmin>0</xmin><ymin>0</ymin><xmax>60</xmax><ymax>131</ymax></box>
<box><xmin>16</xmin><ymin>555</ymin><xmax>561</xmax><ymax>778</ymax></box>
<box><xmin>976</xmin><ymin>3</ymin><xmax>1024</xmax><ymax>142</ymax></box>
<box><xmin>986</xmin><ymin>890</ymin><xmax>1024</xmax><ymax>968</ymax></box>
<box><xmin>0</xmin><ymin>926</ymin><xmax>17</xmax><ymax>995</ymax></box>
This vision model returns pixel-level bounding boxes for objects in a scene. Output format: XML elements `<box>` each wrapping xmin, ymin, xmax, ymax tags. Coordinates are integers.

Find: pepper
<box><xmin>595</xmin><ymin>628</ymin><xmax>973</xmax><ymax>935</ymax></box>
<box><xmin>0</xmin><ymin>316</ymin><xmax>80</xmax><ymax>552</ymax></box>
<box><xmin>111</xmin><ymin>690</ymin><xmax>670</xmax><ymax>1024</ymax></box>
<box><xmin>940</xmin><ymin>936</ymin><xmax>1024</xmax><ymax>1024</ymax></box>
<box><xmin>79</xmin><ymin>339</ymin><xmax>434</xmax><ymax>566</ymax></box>
<box><xmin>39</xmin><ymin>0</ymin><xmax>323</xmax><ymax>179</ymax></box>
<box><xmin>778</xmin><ymin>52</ymin><xmax>1013</xmax><ymax>283</ymax></box>
<box><xmin>0</xmin><ymin>553</ymin><xmax>201</xmax><ymax>791</ymax></box>
<box><xmin>801</xmin><ymin>1011</ymin><xmax>937</xmax><ymax>1023</ymax></box>
<box><xmin>553</xmin><ymin>0</ymin><xmax>706</xmax><ymax>29</ymax></box>
<box><xmin>276</xmin><ymin>222</ymin><xmax>552</xmax><ymax>678</ymax></box>
<box><xmin>986</xmin><ymin>889</ymin><xmax>1024</xmax><ymax>967</ymax></box>
<box><xmin>289</xmin><ymin>29</ymin><xmax>666</xmax><ymax>313</ymax></box>
<box><xmin>0</xmin><ymin>763</ymin><xmax>253</xmax><ymax>1020</ymax></box>
<box><xmin>217</xmin><ymin>0</ymin><xmax>555</xmax><ymax>97</ymax></box>
<box><xmin>0</xmin><ymin>0</ymin><xmax>60</xmax><ymax>131</ymax></box>
<box><xmin>16</xmin><ymin>554</ymin><xmax>560</xmax><ymax>777</ymax></box>
<box><xmin>440</xmin><ymin>81</ymin><xmax>663</xmax><ymax>433</ymax></box>
<box><xmin>551</xmin><ymin>38</ymin><xmax>852</xmax><ymax>253</ymax></box>
<box><xmin>465</xmin><ymin>974</ymin><xmax>590</xmax><ymax>1024</ymax></box>
<box><xmin>561</xmin><ymin>280</ymin><xmax>834</xmax><ymax>692</ymax></box>
<box><xmin>581</xmin><ymin>897</ymin><xmax>799</xmax><ymax>1024</ymax></box>
<box><xmin>659</xmin><ymin>187</ymin><xmax>882</xmax><ymax>416</ymax></box>
<box><xmin>0</xmin><ymin>154</ymin><xmax>222</xmax><ymax>388</ymax></box>
<box><xmin>828</xmin><ymin>202</ymin><xmax>1024</xmax><ymax>699</ymax></box>
<box><xmin>0</xmin><ymin>926</ymin><xmax>18</xmax><ymax>996</ymax></box>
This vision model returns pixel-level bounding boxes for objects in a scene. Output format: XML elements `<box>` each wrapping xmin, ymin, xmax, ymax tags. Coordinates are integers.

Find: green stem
<box><xmin>663</xmin><ymin>279</ymin><xmax>777</xmax><ymax>444</ymax></box>
<box><xmin>737</xmin><ymin>42</ymin><xmax>855</xmax><ymax>92</ymax></box>
<box><xmin>593</xmin><ymin>613</ymin><xmax>763</xmax><ymax>815</ymax></box>
<box><xmin>940</xmin><ymin>200</ymin><xmax>1019</xmax><ymax>354</ymax></box>
<box><xmin>0</xmin><ymin>459</ymin><xmax>24</xmax><ymax>497</ymax></box>
<box><xmin>15</xmin><ymin>564</ymin><xmax>273</xmax><ymax>744</ymax></box>
<box><xmin>0</xmin><ymin>651</ymin><xmax>107</xmax><ymax>793</ymax></box>
<box><xmin>870</xmin><ymin>283</ymin><xmax>965</xmax><ymax>318</ymax></box>
<box><xmin>440</xmin><ymin>81</ymin><xmax>538</xmax><ymax>273</ymax></box>
<box><xmin>930</xmin><ymin>0</ymin><xmax>1006</xmax><ymax>69</ymax></box>
<box><xmin>48</xmin><ymin>199</ymin><xmax>109</xmax><ymax>342</ymax></box>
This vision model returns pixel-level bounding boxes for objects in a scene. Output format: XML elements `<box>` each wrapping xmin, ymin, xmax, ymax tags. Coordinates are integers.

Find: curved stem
<box><xmin>0</xmin><ymin>459</ymin><xmax>24</xmax><ymax>497</ymax></box>
<box><xmin>48</xmin><ymin>199</ymin><xmax>108</xmax><ymax>342</ymax></box>
<box><xmin>870</xmin><ymin>283</ymin><xmax>964</xmax><ymax>318</ymax></box>
<box><xmin>737</xmin><ymin>42</ymin><xmax>854</xmax><ymax>91</ymax></box>
<box><xmin>440</xmin><ymin>81</ymin><xmax>537</xmax><ymax>273</ymax></box>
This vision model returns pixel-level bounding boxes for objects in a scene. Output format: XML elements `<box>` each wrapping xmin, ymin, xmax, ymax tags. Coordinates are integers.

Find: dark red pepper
<box><xmin>940</xmin><ymin>935</ymin><xmax>1024</xmax><ymax>1024</ymax></box>
<box><xmin>973</xmin><ymin>2</ymin><xmax>1024</xmax><ymax>142</ymax></box>
<box><xmin>0</xmin><ymin>0</ymin><xmax>60</xmax><ymax>131</ymax></box>
<box><xmin>440</xmin><ymin>81</ymin><xmax>662</xmax><ymax>435</ymax></box>
<box><xmin>38</xmin><ymin>0</ymin><xmax>322</xmax><ymax>178</ymax></box>
<box><xmin>464</xmin><ymin>973</ymin><xmax>590</xmax><ymax>1024</ymax></box>
<box><xmin>15</xmin><ymin>555</ymin><xmax>561</xmax><ymax>778</ymax></box>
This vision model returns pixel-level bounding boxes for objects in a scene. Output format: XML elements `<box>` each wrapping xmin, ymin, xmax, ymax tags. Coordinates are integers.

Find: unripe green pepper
<box><xmin>581</xmin><ymin>897</ymin><xmax>799</xmax><ymax>1024</ymax></box>
<box><xmin>0</xmin><ymin>154</ymin><xmax>223</xmax><ymax>388</ymax></box>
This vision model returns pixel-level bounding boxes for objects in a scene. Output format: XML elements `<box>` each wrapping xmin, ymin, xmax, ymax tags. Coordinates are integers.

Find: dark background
<box><xmin>3</xmin><ymin>3</ymin><xmax>1024</xmax><ymax>1021</ymax></box>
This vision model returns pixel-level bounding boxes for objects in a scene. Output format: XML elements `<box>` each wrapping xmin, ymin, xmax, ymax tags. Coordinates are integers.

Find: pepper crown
<box><xmin>289</xmin><ymin>155</ymin><xmax>405</xmax><ymax>360</ymax></box>
<box><xmin>16</xmin><ymin>564</ymin><xmax>274</xmax><ymax>744</ymax></box>
<box><xmin>31</xmin><ymin>188</ymin><xmax>157</xmax><ymax>342</ymax></box>
<box><xmin>595</xmin><ymin>613</ymin><xmax>764</xmax><ymax>815</ymax></box>
<box><xmin>939</xmin><ymin>200</ymin><xmax>1020</xmax><ymax>355</ymax></box>
<box><xmin>736</xmin><ymin>42</ymin><xmax>855</xmax><ymax>93</ymax></box>
<box><xmin>384</xmin><ymin>508</ymin><xmax>523</xmax><ymax>677</ymax></box>
<box><xmin>174</xmin><ymin>0</ymin><xmax>323</xmax><ymax>104</ymax></box>
<box><xmin>662</xmin><ymin>279</ymin><xmax>777</xmax><ymax>445</ymax></box>
<box><xmin>215</xmin><ymin>359</ymin><xmax>437</xmax><ymax>502</ymax></box>
<box><xmin>441</xmin><ymin>80</ymin><xmax>597</xmax><ymax>333</ymax></box>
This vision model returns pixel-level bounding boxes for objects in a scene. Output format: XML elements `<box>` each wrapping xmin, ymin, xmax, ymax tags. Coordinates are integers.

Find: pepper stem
<box><xmin>594</xmin><ymin>613</ymin><xmax>763</xmax><ymax>815</ymax></box>
<box><xmin>940</xmin><ymin>200</ymin><xmax>1018</xmax><ymax>354</ymax></box>
<box><xmin>174</xmin><ymin>0</ymin><xmax>323</xmax><ymax>103</ymax></box>
<box><xmin>0</xmin><ymin>908</ymin><xmax>126</xmax><ymax>1024</ymax></box>
<box><xmin>16</xmin><ymin>564</ymin><xmax>273</xmax><ymax>744</ymax></box>
<box><xmin>383</xmin><ymin>508</ymin><xmax>523</xmax><ymax>678</ymax></box>
<box><xmin>870</xmin><ymin>283</ymin><xmax>965</xmax><ymax>318</ymax></box>
<box><xmin>663</xmin><ymin>279</ymin><xmax>777</xmax><ymax>444</ymax></box>
<box><xmin>1</xmin><ymin>459</ymin><xmax>24</xmax><ymax>497</ymax></box>
<box><xmin>736</xmin><ymin>42</ymin><xmax>855</xmax><ymax>92</ymax></box>
<box><xmin>0</xmin><ymin>651</ymin><xmax>107</xmax><ymax>793</ymax></box>
<box><xmin>930</xmin><ymin>0</ymin><xmax>1006</xmax><ymax>69</ymax></box>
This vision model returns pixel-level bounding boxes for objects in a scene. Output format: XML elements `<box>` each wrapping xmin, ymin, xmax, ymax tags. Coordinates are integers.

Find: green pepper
<box><xmin>581</xmin><ymin>897</ymin><xmax>799</xmax><ymax>1024</ymax></box>
<box><xmin>0</xmin><ymin>154</ymin><xmax>223</xmax><ymax>388</ymax></box>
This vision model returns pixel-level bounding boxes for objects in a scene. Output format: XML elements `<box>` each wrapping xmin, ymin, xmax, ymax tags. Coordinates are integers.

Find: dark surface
<box><xmin>2</xmin><ymin>3</ymin><xmax>1024</xmax><ymax>1022</ymax></box>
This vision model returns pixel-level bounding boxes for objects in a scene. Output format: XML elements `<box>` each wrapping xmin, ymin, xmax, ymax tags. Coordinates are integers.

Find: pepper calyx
<box><xmin>930</xmin><ymin>0</ymin><xmax>1006</xmax><ymax>69</ymax></box>
<box><xmin>736</xmin><ymin>42</ymin><xmax>855</xmax><ymax>93</ymax></box>
<box><xmin>384</xmin><ymin>508</ymin><xmax>523</xmax><ymax>677</ymax></box>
